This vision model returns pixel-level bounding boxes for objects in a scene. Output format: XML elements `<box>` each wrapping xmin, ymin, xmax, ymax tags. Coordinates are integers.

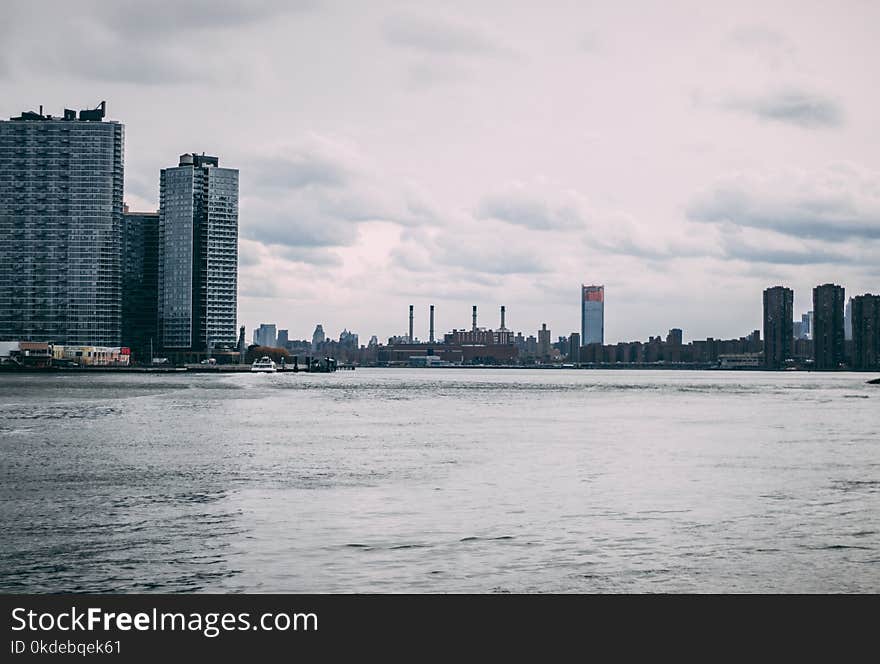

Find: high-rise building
<box><xmin>581</xmin><ymin>285</ymin><xmax>604</xmax><ymax>345</ymax></box>
<box><xmin>851</xmin><ymin>294</ymin><xmax>880</xmax><ymax>370</ymax></box>
<box><xmin>844</xmin><ymin>297</ymin><xmax>853</xmax><ymax>341</ymax></box>
<box><xmin>158</xmin><ymin>153</ymin><xmax>238</xmax><ymax>352</ymax></box>
<box><xmin>0</xmin><ymin>102</ymin><xmax>124</xmax><ymax>345</ymax></box>
<box><xmin>538</xmin><ymin>323</ymin><xmax>551</xmax><ymax>360</ymax></box>
<box><xmin>568</xmin><ymin>332</ymin><xmax>581</xmax><ymax>361</ymax></box>
<box><xmin>666</xmin><ymin>328</ymin><xmax>683</xmax><ymax>346</ymax></box>
<box><xmin>339</xmin><ymin>329</ymin><xmax>358</xmax><ymax>348</ymax></box>
<box><xmin>277</xmin><ymin>329</ymin><xmax>289</xmax><ymax>348</ymax></box>
<box><xmin>802</xmin><ymin>312</ymin><xmax>813</xmax><ymax>339</ymax></box>
<box><xmin>812</xmin><ymin>283</ymin><xmax>845</xmax><ymax>370</ymax></box>
<box><xmin>122</xmin><ymin>206</ymin><xmax>159</xmax><ymax>361</ymax></box>
<box><xmin>312</xmin><ymin>324</ymin><xmax>325</xmax><ymax>351</ymax></box>
<box><xmin>763</xmin><ymin>286</ymin><xmax>793</xmax><ymax>369</ymax></box>
<box><xmin>253</xmin><ymin>323</ymin><xmax>277</xmax><ymax>347</ymax></box>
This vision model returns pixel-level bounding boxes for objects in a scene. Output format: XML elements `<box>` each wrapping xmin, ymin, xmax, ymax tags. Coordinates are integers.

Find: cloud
<box><xmin>724</xmin><ymin>89</ymin><xmax>843</xmax><ymax>128</ymax></box>
<box><xmin>240</xmin><ymin>135</ymin><xmax>439</xmax><ymax>250</ymax></box>
<box><xmin>476</xmin><ymin>183</ymin><xmax>587</xmax><ymax>230</ymax></box>
<box><xmin>687</xmin><ymin>165</ymin><xmax>880</xmax><ymax>241</ymax></box>
<box><xmin>0</xmin><ymin>0</ymin><xmax>311</xmax><ymax>85</ymax></box>
<box><xmin>476</xmin><ymin>182</ymin><xmax>713</xmax><ymax>262</ymax></box>
<box><xmin>382</xmin><ymin>14</ymin><xmax>511</xmax><ymax>57</ymax></box>
<box><xmin>56</xmin><ymin>44</ymin><xmax>207</xmax><ymax>84</ymax></box>
<box><xmin>241</xmin><ymin>202</ymin><xmax>360</xmax><ymax>248</ymax></box>
<box><xmin>578</xmin><ymin>33</ymin><xmax>602</xmax><ymax>53</ymax></box>
<box><xmin>718</xmin><ymin>233</ymin><xmax>851</xmax><ymax>265</ymax></box>
<box><xmin>391</xmin><ymin>223</ymin><xmax>551</xmax><ymax>277</ymax></box>
<box><xmin>724</xmin><ymin>26</ymin><xmax>795</xmax><ymax>68</ymax></box>
<box><xmin>247</xmin><ymin>154</ymin><xmax>350</xmax><ymax>190</ymax></box>
<box><xmin>277</xmin><ymin>246</ymin><xmax>342</xmax><ymax>267</ymax></box>
<box><xmin>238</xmin><ymin>239</ymin><xmax>264</xmax><ymax>267</ymax></box>
<box><xmin>100</xmin><ymin>0</ymin><xmax>308</xmax><ymax>40</ymax></box>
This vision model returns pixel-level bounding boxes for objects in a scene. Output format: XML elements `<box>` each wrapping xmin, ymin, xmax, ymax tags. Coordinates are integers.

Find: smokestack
<box><xmin>500</xmin><ymin>305</ymin><xmax>506</xmax><ymax>330</ymax></box>
<box><xmin>409</xmin><ymin>305</ymin><xmax>414</xmax><ymax>343</ymax></box>
<box><xmin>429</xmin><ymin>305</ymin><xmax>435</xmax><ymax>343</ymax></box>
<box><xmin>472</xmin><ymin>305</ymin><xmax>477</xmax><ymax>331</ymax></box>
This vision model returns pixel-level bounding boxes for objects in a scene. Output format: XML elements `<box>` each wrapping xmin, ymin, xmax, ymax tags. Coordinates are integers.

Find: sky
<box><xmin>3</xmin><ymin>0</ymin><xmax>879</xmax><ymax>344</ymax></box>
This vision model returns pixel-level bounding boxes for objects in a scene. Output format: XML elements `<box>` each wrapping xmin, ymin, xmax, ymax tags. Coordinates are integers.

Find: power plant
<box><xmin>377</xmin><ymin>304</ymin><xmax>518</xmax><ymax>366</ymax></box>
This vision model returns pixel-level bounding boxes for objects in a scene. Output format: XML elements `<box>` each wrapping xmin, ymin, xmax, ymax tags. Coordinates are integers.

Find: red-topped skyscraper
<box><xmin>581</xmin><ymin>285</ymin><xmax>604</xmax><ymax>346</ymax></box>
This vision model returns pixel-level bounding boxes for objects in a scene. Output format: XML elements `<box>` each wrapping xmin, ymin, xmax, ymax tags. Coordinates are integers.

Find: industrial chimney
<box><xmin>409</xmin><ymin>305</ymin><xmax>414</xmax><ymax>343</ymax></box>
<box><xmin>472</xmin><ymin>305</ymin><xmax>478</xmax><ymax>331</ymax></box>
<box><xmin>500</xmin><ymin>305</ymin><xmax>506</xmax><ymax>330</ymax></box>
<box><xmin>429</xmin><ymin>305</ymin><xmax>435</xmax><ymax>343</ymax></box>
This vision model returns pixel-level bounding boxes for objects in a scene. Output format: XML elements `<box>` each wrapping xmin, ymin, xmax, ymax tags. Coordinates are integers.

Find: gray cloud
<box><xmin>239</xmin><ymin>136</ymin><xmax>439</xmax><ymax>251</ymax></box>
<box><xmin>725</xmin><ymin>89</ymin><xmax>843</xmax><ymax>128</ymax></box>
<box><xmin>392</xmin><ymin>225</ymin><xmax>551</xmax><ymax>277</ymax></box>
<box><xmin>54</xmin><ymin>45</ymin><xmax>206</xmax><ymax>85</ymax></box>
<box><xmin>382</xmin><ymin>14</ymin><xmax>510</xmax><ymax>56</ymax></box>
<box><xmin>277</xmin><ymin>246</ymin><xmax>343</xmax><ymax>267</ymax></box>
<box><xmin>242</xmin><ymin>207</ymin><xmax>359</xmax><ymax>248</ymax></box>
<box><xmin>725</xmin><ymin>26</ymin><xmax>795</xmax><ymax>68</ymax></box>
<box><xmin>719</xmin><ymin>238</ymin><xmax>851</xmax><ymax>265</ymax></box>
<box><xmin>246</xmin><ymin>154</ymin><xmax>350</xmax><ymax>190</ymax></box>
<box><xmin>101</xmin><ymin>0</ymin><xmax>307</xmax><ymax>39</ymax></box>
<box><xmin>476</xmin><ymin>191</ymin><xmax>585</xmax><ymax>231</ymax></box>
<box><xmin>0</xmin><ymin>1</ymin><xmax>311</xmax><ymax>85</ymax></box>
<box><xmin>688</xmin><ymin>168</ymin><xmax>880</xmax><ymax>241</ymax></box>
<box><xmin>578</xmin><ymin>33</ymin><xmax>602</xmax><ymax>53</ymax></box>
<box><xmin>436</xmin><ymin>244</ymin><xmax>548</xmax><ymax>275</ymax></box>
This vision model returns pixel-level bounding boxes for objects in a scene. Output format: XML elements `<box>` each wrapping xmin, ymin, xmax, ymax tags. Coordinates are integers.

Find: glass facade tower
<box><xmin>0</xmin><ymin>102</ymin><xmax>124</xmax><ymax>345</ymax></box>
<box><xmin>122</xmin><ymin>207</ymin><xmax>159</xmax><ymax>361</ymax></box>
<box><xmin>581</xmin><ymin>285</ymin><xmax>604</xmax><ymax>346</ymax></box>
<box><xmin>158</xmin><ymin>154</ymin><xmax>238</xmax><ymax>351</ymax></box>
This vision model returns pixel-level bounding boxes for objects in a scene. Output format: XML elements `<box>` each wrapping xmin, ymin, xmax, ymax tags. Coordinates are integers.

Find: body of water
<box><xmin>1</xmin><ymin>369</ymin><xmax>878</xmax><ymax>592</ymax></box>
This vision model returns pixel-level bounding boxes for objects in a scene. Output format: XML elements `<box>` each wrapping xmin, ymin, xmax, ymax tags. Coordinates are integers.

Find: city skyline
<box><xmin>0</xmin><ymin>99</ymin><xmax>871</xmax><ymax>357</ymax></box>
<box><xmin>2</xmin><ymin>1</ymin><xmax>878</xmax><ymax>343</ymax></box>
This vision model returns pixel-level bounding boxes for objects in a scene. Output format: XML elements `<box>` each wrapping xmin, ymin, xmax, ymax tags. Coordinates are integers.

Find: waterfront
<box><xmin>0</xmin><ymin>369</ymin><xmax>877</xmax><ymax>593</ymax></box>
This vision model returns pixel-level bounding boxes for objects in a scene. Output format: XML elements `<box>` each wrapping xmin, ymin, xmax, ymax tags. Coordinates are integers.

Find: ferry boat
<box><xmin>250</xmin><ymin>356</ymin><xmax>277</xmax><ymax>373</ymax></box>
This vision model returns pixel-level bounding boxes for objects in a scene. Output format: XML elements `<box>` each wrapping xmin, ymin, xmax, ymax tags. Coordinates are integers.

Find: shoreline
<box><xmin>1</xmin><ymin>365</ymin><xmax>878</xmax><ymax>376</ymax></box>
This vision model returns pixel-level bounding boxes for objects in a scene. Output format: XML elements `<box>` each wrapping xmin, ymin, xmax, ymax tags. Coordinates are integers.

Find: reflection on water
<box><xmin>0</xmin><ymin>369</ymin><xmax>878</xmax><ymax>592</ymax></box>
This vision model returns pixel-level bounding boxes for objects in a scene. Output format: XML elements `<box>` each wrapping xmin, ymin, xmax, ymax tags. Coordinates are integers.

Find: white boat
<box><xmin>250</xmin><ymin>356</ymin><xmax>277</xmax><ymax>373</ymax></box>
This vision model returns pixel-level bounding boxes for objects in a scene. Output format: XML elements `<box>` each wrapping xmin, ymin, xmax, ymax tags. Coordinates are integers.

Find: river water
<box><xmin>0</xmin><ymin>369</ymin><xmax>877</xmax><ymax>593</ymax></box>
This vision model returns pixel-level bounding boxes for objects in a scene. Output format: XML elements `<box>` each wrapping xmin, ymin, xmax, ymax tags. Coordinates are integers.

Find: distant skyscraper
<box><xmin>339</xmin><ymin>329</ymin><xmax>358</xmax><ymax>348</ymax></box>
<box><xmin>0</xmin><ymin>102</ymin><xmax>124</xmax><ymax>345</ymax></box>
<box><xmin>581</xmin><ymin>285</ymin><xmax>604</xmax><ymax>345</ymax></box>
<box><xmin>568</xmin><ymin>332</ymin><xmax>581</xmax><ymax>361</ymax></box>
<box><xmin>844</xmin><ymin>297</ymin><xmax>853</xmax><ymax>341</ymax></box>
<box><xmin>538</xmin><ymin>323</ymin><xmax>551</xmax><ymax>360</ymax></box>
<box><xmin>277</xmin><ymin>329</ymin><xmax>289</xmax><ymax>348</ymax></box>
<box><xmin>253</xmin><ymin>323</ymin><xmax>277</xmax><ymax>347</ymax></box>
<box><xmin>158</xmin><ymin>153</ymin><xmax>238</xmax><ymax>352</ymax></box>
<box><xmin>763</xmin><ymin>286</ymin><xmax>793</xmax><ymax>369</ymax></box>
<box><xmin>851</xmin><ymin>294</ymin><xmax>880</xmax><ymax>370</ymax></box>
<box><xmin>122</xmin><ymin>206</ymin><xmax>159</xmax><ymax>361</ymax></box>
<box><xmin>312</xmin><ymin>324</ymin><xmax>325</xmax><ymax>351</ymax></box>
<box><xmin>237</xmin><ymin>325</ymin><xmax>246</xmax><ymax>361</ymax></box>
<box><xmin>802</xmin><ymin>311</ymin><xmax>813</xmax><ymax>340</ymax></box>
<box><xmin>813</xmin><ymin>283</ymin><xmax>845</xmax><ymax>370</ymax></box>
<box><xmin>666</xmin><ymin>328</ymin><xmax>683</xmax><ymax>346</ymax></box>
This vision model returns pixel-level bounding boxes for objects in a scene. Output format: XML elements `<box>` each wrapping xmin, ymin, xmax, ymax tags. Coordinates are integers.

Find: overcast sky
<box><xmin>3</xmin><ymin>0</ymin><xmax>879</xmax><ymax>343</ymax></box>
